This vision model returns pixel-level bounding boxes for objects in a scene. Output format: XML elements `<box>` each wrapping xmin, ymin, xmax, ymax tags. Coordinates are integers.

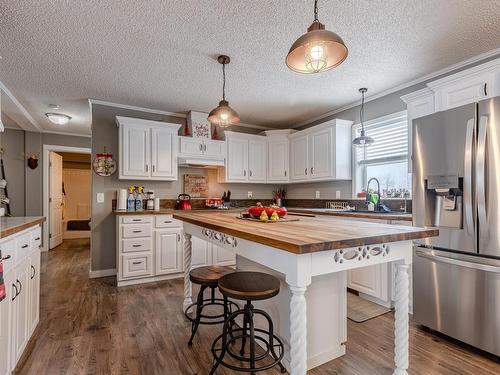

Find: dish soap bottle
<box><xmin>135</xmin><ymin>186</ymin><xmax>144</xmax><ymax>211</ymax></box>
<box><xmin>127</xmin><ymin>186</ymin><xmax>136</xmax><ymax>211</ymax></box>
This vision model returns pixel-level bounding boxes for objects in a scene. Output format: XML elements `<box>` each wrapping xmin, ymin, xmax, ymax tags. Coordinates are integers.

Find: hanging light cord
<box><xmin>314</xmin><ymin>0</ymin><xmax>319</xmax><ymax>21</ymax></box>
<box><xmin>360</xmin><ymin>90</ymin><xmax>365</xmax><ymax>132</ymax></box>
<box><xmin>222</xmin><ymin>63</ymin><xmax>226</xmax><ymax>101</ymax></box>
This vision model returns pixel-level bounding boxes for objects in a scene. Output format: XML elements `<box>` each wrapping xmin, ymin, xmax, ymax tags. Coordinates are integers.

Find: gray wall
<box><xmin>91</xmin><ymin>104</ymin><xmax>279</xmax><ymax>272</ymax></box>
<box><xmin>0</xmin><ymin>128</ymin><xmax>26</xmax><ymax>216</ymax></box>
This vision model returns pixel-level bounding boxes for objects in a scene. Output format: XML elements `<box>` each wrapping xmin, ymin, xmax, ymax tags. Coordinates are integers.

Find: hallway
<box><xmin>14</xmin><ymin>239</ymin><xmax>500</xmax><ymax>375</ymax></box>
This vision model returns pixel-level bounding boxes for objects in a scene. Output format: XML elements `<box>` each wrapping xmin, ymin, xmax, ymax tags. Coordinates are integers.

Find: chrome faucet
<box><xmin>366</xmin><ymin>177</ymin><xmax>381</xmax><ymax>211</ymax></box>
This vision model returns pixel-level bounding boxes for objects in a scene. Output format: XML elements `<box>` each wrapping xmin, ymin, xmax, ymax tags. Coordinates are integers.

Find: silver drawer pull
<box><xmin>34</xmin><ymin>237</ymin><xmax>41</xmax><ymax>241</ymax></box>
<box><xmin>164</xmin><ymin>221</ymin><xmax>172</xmax><ymax>223</ymax></box>
<box><xmin>132</xmin><ymin>219</ymin><xmax>142</xmax><ymax>222</ymax></box>
<box><xmin>132</xmin><ymin>261</ymin><xmax>142</xmax><ymax>265</ymax></box>
<box><xmin>21</xmin><ymin>244</ymin><xmax>29</xmax><ymax>249</ymax></box>
<box><xmin>132</xmin><ymin>230</ymin><xmax>142</xmax><ymax>233</ymax></box>
<box><xmin>132</xmin><ymin>244</ymin><xmax>142</xmax><ymax>247</ymax></box>
<box><xmin>1</xmin><ymin>254</ymin><xmax>11</xmax><ymax>261</ymax></box>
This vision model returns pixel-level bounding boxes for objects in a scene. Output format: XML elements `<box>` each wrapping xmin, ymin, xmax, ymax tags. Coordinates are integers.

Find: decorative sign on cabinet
<box><xmin>116</xmin><ymin>116</ymin><xmax>181</xmax><ymax>181</ymax></box>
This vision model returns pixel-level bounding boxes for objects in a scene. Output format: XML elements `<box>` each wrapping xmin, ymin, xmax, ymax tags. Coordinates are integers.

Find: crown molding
<box><xmin>293</xmin><ymin>48</ymin><xmax>500</xmax><ymax>128</ymax></box>
<box><xmin>0</xmin><ymin>80</ymin><xmax>41</xmax><ymax>131</ymax></box>
<box><xmin>42</xmin><ymin>130</ymin><xmax>92</xmax><ymax>138</ymax></box>
<box><xmin>88</xmin><ymin>98</ymin><xmax>188</xmax><ymax>118</ymax></box>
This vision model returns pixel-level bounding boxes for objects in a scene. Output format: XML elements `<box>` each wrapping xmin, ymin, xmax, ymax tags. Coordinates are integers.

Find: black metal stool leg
<box><xmin>240</xmin><ymin>306</ymin><xmax>249</xmax><ymax>355</ymax></box>
<box><xmin>262</xmin><ymin>309</ymin><xmax>287</xmax><ymax>373</ymax></box>
<box><xmin>248</xmin><ymin>303</ymin><xmax>256</xmax><ymax>375</ymax></box>
<box><xmin>209</xmin><ymin>310</ymin><xmax>235</xmax><ymax>375</ymax></box>
<box><xmin>211</xmin><ymin>286</ymin><xmax>216</xmax><ymax>303</ymax></box>
<box><xmin>188</xmin><ymin>284</ymin><xmax>207</xmax><ymax>346</ymax></box>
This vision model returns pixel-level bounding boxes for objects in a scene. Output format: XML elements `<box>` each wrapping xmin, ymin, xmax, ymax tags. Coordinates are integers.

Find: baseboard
<box><xmin>117</xmin><ymin>272</ymin><xmax>183</xmax><ymax>287</ymax></box>
<box><xmin>89</xmin><ymin>268</ymin><xmax>117</xmax><ymax>278</ymax></box>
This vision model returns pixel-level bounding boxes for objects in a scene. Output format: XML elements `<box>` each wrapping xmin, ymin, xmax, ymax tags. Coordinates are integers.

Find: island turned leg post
<box><xmin>289</xmin><ymin>286</ymin><xmax>307</xmax><ymax>375</ymax></box>
<box><xmin>393</xmin><ymin>263</ymin><xmax>410</xmax><ymax>375</ymax></box>
<box><xmin>183</xmin><ymin>233</ymin><xmax>193</xmax><ymax>311</ymax></box>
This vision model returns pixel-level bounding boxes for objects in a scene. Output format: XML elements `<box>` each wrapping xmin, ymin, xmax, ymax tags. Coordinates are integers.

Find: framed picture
<box><xmin>188</xmin><ymin>111</ymin><xmax>211</xmax><ymax>139</ymax></box>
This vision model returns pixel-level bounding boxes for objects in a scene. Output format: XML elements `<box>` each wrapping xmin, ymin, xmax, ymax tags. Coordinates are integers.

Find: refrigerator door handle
<box><xmin>464</xmin><ymin>118</ymin><xmax>475</xmax><ymax>235</ymax></box>
<box><xmin>415</xmin><ymin>249</ymin><xmax>500</xmax><ymax>273</ymax></box>
<box><xmin>476</xmin><ymin>115</ymin><xmax>488</xmax><ymax>240</ymax></box>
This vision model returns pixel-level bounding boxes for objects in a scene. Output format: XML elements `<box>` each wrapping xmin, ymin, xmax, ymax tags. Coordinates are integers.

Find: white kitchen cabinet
<box><xmin>155</xmin><ymin>229</ymin><xmax>182</xmax><ymax>275</ymax></box>
<box><xmin>28</xmin><ymin>251</ymin><xmax>40</xmax><ymax>336</ymax></box>
<box><xmin>178</xmin><ymin>137</ymin><xmax>225</xmax><ymax>159</ymax></box>
<box><xmin>347</xmin><ymin>263</ymin><xmax>389</xmax><ymax>303</ymax></box>
<box><xmin>191</xmin><ymin>236</ymin><xmax>211</xmax><ymax>268</ymax></box>
<box><xmin>0</xmin><ymin>271</ymin><xmax>13</xmax><ymax>375</ymax></box>
<box><xmin>212</xmin><ymin>245</ymin><xmax>236</xmax><ymax>266</ymax></box>
<box><xmin>226</xmin><ymin>135</ymin><xmax>248</xmax><ymax>181</ymax></box>
<box><xmin>11</xmin><ymin>257</ymin><xmax>30</xmax><ymax>364</ymax></box>
<box><xmin>267</xmin><ymin>138</ymin><xmax>289</xmax><ymax>182</ymax></box>
<box><xmin>116</xmin><ymin>116</ymin><xmax>181</xmax><ymax>181</ymax></box>
<box><xmin>289</xmin><ymin>119</ymin><xmax>352</xmax><ymax>182</ymax></box>
<box><xmin>248</xmin><ymin>139</ymin><xmax>267</xmax><ymax>182</ymax></box>
<box><xmin>204</xmin><ymin>139</ymin><xmax>225</xmax><ymax>157</ymax></box>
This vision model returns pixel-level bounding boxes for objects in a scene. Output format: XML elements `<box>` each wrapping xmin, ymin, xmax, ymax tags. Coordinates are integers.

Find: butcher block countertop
<box><xmin>0</xmin><ymin>217</ymin><xmax>45</xmax><ymax>238</ymax></box>
<box><xmin>287</xmin><ymin>208</ymin><xmax>413</xmax><ymax>221</ymax></box>
<box><xmin>173</xmin><ymin>211</ymin><xmax>437</xmax><ymax>254</ymax></box>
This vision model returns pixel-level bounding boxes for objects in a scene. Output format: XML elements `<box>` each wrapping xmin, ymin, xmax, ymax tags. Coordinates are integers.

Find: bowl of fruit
<box><xmin>248</xmin><ymin>202</ymin><xmax>287</xmax><ymax>221</ymax></box>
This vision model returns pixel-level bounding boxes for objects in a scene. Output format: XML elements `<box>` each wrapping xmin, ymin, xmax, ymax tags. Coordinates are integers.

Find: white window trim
<box><xmin>351</xmin><ymin>110</ymin><xmax>408</xmax><ymax>198</ymax></box>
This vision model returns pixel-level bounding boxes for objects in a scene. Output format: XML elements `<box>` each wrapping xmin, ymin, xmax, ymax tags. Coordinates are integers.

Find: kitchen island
<box><xmin>173</xmin><ymin>211</ymin><xmax>437</xmax><ymax>375</ymax></box>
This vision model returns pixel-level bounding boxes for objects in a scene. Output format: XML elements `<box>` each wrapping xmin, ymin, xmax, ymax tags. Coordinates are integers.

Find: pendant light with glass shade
<box><xmin>352</xmin><ymin>88</ymin><xmax>374</xmax><ymax>147</ymax></box>
<box><xmin>286</xmin><ymin>0</ymin><xmax>348</xmax><ymax>74</ymax></box>
<box><xmin>207</xmin><ymin>55</ymin><xmax>240</xmax><ymax>128</ymax></box>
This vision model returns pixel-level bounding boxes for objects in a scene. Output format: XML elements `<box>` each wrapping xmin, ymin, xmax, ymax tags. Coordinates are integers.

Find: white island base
<box><xmin>236</xmin><ymin>255</ymin><xmax>347</xmax><ymax>371</ymax></box>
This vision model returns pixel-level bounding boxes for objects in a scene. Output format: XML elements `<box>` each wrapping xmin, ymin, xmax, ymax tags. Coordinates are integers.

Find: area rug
<box><xmin>347</xmin><ymin>292</ymin><xmax>392</xmax><ymax>323</ymax></box>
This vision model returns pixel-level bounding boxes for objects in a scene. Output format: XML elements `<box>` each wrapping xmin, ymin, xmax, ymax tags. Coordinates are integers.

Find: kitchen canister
<box><xmin>117</xmin><ymin>189</ymin><xmax>127</xmax><ymax>210</ymax></box>
<box><xmin>154</xmin><ymin>198</ymin><xmax>160</xmax><ymax>211</ymax></box>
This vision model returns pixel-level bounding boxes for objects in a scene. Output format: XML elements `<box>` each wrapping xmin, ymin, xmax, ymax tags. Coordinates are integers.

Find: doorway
<box><xmin>43</xmin><ymin>145</ymin><xmax>91</xmax><ymax>251</ymax></box>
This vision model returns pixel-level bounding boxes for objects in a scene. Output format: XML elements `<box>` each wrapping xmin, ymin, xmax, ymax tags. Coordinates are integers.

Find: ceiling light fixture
<box><xmin>45</xmin><ymin>112</ymin><xmax>72</xmax><ymax>125</ymax></box>
<box><xmin>352</xmin><ymin>88</ymin><xmax>374</xmax><ymax>147</ymax></box>
<box><xmin>207</xmin><ymin>55</ymin><xmax>240</xmax><ymax>128</ymax></box>
<box><xmin>286</xmin><ymin>0</ymin><xmax>348</xmax><ymax>74</ymax></box>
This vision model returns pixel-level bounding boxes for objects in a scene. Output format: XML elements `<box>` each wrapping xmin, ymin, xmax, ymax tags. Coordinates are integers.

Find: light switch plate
<box><xmin>247</xmin><ymin>191</ymin><xmax>253</xmax><ymax>198</ymax></box>
<box><xmin>336</xmin><ymin>190</ymin><xmax>341</xmax><ymax>199</ymax></box>
<box><xmin>96</xmin><ymin>193</ymin><xmax>105</xmax><ymax>203</ymax></box>
<box><xmin>315</xmin><ymin>191</ymin><xmax>320</xmax><ymax>199</ymax></box>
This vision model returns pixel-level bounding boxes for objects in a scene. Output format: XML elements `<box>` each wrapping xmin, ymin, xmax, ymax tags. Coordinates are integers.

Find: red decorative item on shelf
<box><xmin>183</xmin><ymin>122</ymin><xmax>191</xmax><ymax>136</ymax></box>
<box><xmin>212</xmin><ymin>126</ymin><xmax>218</xmax><ymax>140</ymax></box>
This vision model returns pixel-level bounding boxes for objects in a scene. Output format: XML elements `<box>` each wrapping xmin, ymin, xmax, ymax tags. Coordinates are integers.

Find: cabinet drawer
<box><xmin>122</xmin><ymin>216</ymin><xmax>152</xmax><ymax>224</ymax></box>
<box><xmin>31</xmin><ymin>226</ymin><xmax>42</xmax><ymax>249</ymax></box>
<box><xmin>122</xmin><ymin>253</ymin><xmax>153</xmax><ymax>279</ymax></box>
<box><xmin>16</xmin><ymin>232</ymin><xmax>32</xmax><ymax>260</ymax></box>
<box><xmin>122</xmin><ymin>224</ymin><xmax>152</xmax><ymax>238</ymax></box>
<box><xmin>0</xmin><ymin>238</ymin><xmax>16</xmax><ymax>272</ymax></box>
<box><xmin>122</xmin><ymin>238</ymin><xmax>152</xmax><ymax>253</ymax></box>
<box><xmin>155</xmin><ymin>215</ymin><xmax>182</xmax><ymax>228</ymax></box>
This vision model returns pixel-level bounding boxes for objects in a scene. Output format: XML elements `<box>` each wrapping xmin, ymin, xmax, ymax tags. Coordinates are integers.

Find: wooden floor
<box><xmin>15</xmin><ymin>239</ymin><xmax>500</xmax><ymax>375</ymax></box>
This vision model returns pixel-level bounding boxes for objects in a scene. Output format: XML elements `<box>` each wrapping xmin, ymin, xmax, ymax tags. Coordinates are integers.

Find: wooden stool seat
<box><xmin>218</xmin><ymin>271</ymin><xmax>280</xmax><ymax>301</ymax></box>
<box><xmin>189</xmin><ymin>265</ymin><xmax>235</xmax><ymax>286</ymax></box>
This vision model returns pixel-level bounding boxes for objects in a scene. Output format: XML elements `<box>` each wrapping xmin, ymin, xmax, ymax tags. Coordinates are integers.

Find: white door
<box><xmin>212</xmin><ymin>245</ymin><xmax>235</xmax><ymax>266</ymax></box>
<box><xmin>226</xmin><ymin>138</ymin><xmax>248</xmax><ymax>181</ymax></box>
<box><xmin>191</xmin><ymin>237</ymin><xmax>211</xmax><ymax>268</ymax></box>
<box><xmin>268</xmin><ymin>139</ymin><xmax>289</xmax><ymax>182</ymax></box>
<box><xmin>121</xmin><ymin>124</ymin><xmax>150</xmax><ymax>177</ymax></box>
<box><xmin>203</xmin><ymin>140</ymin><xmax>225</xmax><ymax>157</ymax></box>
<box><xmin>309</xmin><ymin>129</ymin><xmax>332</xmax><ymax>179</ymax></box>
<box><xmin>0</xmin><ymin>271</ymin><xmax>14</xmax><ymax>375</ymax></box>
<box><xmin>248</xmin><ymin>139</ymin><xmax>267</xmax><ymax>182</ymax></box>
<box><xmin>179</xmin><ymin>137</ymin><xmax>203</xmax><ymax>155</ymax></box>
<box><xmin>12</xmin><ymin>259</ymin><xmax>29</xmax><ymax>363</ymax></box>
<box><xmin>28</xmin><ymin>252</ymin><xmax>40</xmax><ymax>335</ymax></box>
<box><xmin>151</xmin><ymin>128</ymin><xmax>175</xmax><ymax>179</ymax></box>
<box><xmin>49</xmin><ymin>151</ymin><xmax>63</xmax><ymax>249</ymax></box>
<box><xmin>290</xmin><ymin>135</ymin><xmax>309</xmax><ymax>181</ymax></box>
<box><xmin>155</xmin><ymin>229</ymin><xmax>182</xmax><ymax>275</ymax></box>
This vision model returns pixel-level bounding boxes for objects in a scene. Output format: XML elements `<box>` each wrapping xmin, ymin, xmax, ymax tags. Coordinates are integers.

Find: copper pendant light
<box><xmin>208</xmin><ymin>55</ymin><xmax>240</xmax><ymax>128</ymax></box>
<box><xmin>352</xmin><ymin>88</ymin><xmax>374</xmax><ymax>147</ymax></box>
<box><xmin>286</xmin><ymin>0</ymin><xmax>348</xmax><ymax>74</ymax></box>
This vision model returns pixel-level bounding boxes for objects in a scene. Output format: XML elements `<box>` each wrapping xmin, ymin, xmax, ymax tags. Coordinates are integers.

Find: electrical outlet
<box><xmin>315</xmin><ymin>191</ymin><xmax>320</xmax><ymax>199</ymax></box>
<box><xmin>248</xmin><ymin>191</ymin><xmax>253</xmax><ymax>198</ymax></box>
<box><xmin>336</xmin><ymin>190</ymin><xmax>341</xmax><ymax>199</ymax></box>
<box><xmin>96</xmin><ymin>193</ymin><xmax>105</xmax><ymax>203</ymax></box>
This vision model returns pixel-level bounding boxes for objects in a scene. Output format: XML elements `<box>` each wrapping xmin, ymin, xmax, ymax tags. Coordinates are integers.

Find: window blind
<box><xmin>355</xmin><ymin>113</ymin><xmax>408</xmax><ymax>165</ymax></box>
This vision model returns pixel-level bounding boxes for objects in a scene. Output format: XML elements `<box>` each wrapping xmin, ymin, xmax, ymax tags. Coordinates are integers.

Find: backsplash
<box><xmin>284</xmin><ymin>198</ymin><xmax>412</xmax><ymax>213</ymax></box>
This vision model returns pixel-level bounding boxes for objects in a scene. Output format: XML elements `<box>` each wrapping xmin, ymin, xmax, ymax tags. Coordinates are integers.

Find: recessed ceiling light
<box><xmin>45</xmin><ymin>113</ymin><xmax>72</xmax><ymax>125</ymax></box>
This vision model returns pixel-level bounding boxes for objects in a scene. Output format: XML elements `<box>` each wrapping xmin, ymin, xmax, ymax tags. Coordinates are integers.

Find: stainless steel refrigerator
<box><xmin>412</xmin><ymin>96</ymin><xmax>500</xmax><ymax>356</ymax></box>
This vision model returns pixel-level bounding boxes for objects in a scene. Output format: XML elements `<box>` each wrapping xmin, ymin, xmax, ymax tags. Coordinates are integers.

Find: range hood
<box><xmin>177</xmin><ymin>156</ymin><xmax>224</xmax><ymax>168</ymax></box>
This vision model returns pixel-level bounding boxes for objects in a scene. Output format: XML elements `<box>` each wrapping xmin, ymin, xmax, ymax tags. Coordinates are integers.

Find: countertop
<box><xmin>0</xmin><ymin>217</ymin><xmax>45</xmax><ymax>239</ymax></box>
<box><xmin>114</xmin><ymin>209</ymin><xmax>176</xmax><ymax>215</ymax></box>
<box><xmin>173</xmin><ymin>211</ymin><xmax>437</xmax><ymax>254</ymax></box>
<box><xmin>286</xmin><ymin>208</ymin><xmax>413</xmax><ymax>221</ymax></box>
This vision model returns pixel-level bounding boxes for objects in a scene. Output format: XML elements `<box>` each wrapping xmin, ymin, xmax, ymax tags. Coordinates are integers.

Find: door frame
<box><xmin>42</xmin><ymin>145</ymin><xmax>91</xmax><ymax>251</ymax></box>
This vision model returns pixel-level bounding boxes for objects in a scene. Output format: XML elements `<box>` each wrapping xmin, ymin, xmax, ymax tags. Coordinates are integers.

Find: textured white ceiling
<box><xmin>0</xmin><ymin>0</ymin><xmax>499</xmax><ymax>135</ymax></box>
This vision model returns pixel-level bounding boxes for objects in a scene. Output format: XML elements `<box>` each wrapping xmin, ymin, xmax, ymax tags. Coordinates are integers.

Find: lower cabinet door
<box><xmin>155</xmin><ymin>229</ymin><xmax>182</xmax><ymax>275</ymax></box>
<box><xmin>0</xmin><ymin>271</ymin><xmax>14</xmax><ymax>375</ymax></box>
<box><xmin>12</xmin><ymin>258</ymin><xmax>30</xmax><ymax>364</ymax></box>
<box><xmin>28</xmin><ymin>251</ymin><xmax>41</xmax><ymax>335</ymax></box>
<box><xmin>347</xmin><ymin>264</ymin><xmax>389</xmax><ymax>303</ymax></box>
<box><xmin>212</xmin><ymin>245</ymin><xmax>236</xmax><ymax>266</ymax></box>
<box><xmin>191</xmin><ymin>237</ymin><xmax>211</xmax><ymax>268</ymax></box>
<box><xmin>122</xmin><ymin>253</ymin><xmax>153</xmax><ymax>279</ymax></box>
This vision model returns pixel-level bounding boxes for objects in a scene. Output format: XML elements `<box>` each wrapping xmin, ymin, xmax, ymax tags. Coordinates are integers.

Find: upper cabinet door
<box><xmin>268</xmin><ymin>139</ymin><xmax>289</xmax><ymax>182</ymax></box>
<box><xmin>151</xmin><ymin>128</ymin><xmax>176</xmax><ymax>179</ymax></box>
<box><xmin>290</xmin><ymin>135</ymin><xmax>309</xmax><ymax>181</ymax></box>
<box><xmin>226</xmin><ymin>137</ymin><xmax>248</xmax><ymax>181</ymax></box>
<box><xmin>179</xmin><ymin>137</ymin><xmax>203</xmax><ymax>155</ymax></box>
<box><xmin>309</xmin><ymin>129</ymin><xmax>332</xmax><ymax>179</ymax></box>
<box><xmin>203</xmin><ymin>139</ymin><xmax>225</xmax><ymax>158</ymax></box>
<box><xmin>121</xmin><ymin>124</ymin><xmax>151</xmax><ymax>178</ymax></box>
<box><xmin>248</xmin><ymin>139</ymin><xmax>267</xmax><ymax>182</ymax></box>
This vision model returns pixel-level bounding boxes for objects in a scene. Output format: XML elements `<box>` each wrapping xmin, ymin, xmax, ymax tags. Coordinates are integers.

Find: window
<box><xmin>353</xmin><ymin>111</ymin><xmax>411</xmax><ymax>197</ymax></box>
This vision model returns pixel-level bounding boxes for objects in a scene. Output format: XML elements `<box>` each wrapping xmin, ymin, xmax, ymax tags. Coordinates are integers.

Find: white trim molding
<box><xmin>42</xmin><ymin>130</ymin><xmax>92</xmax><ymax>138</ymax></box>
<box><xmin>88</xmin><ymin>98</ymin><xmax>188</xmax><ymax>118</ymax></box>
<box><xmin>89</xmin><ymin>268</ymin><xmax>117</xmax><ymax>279</ymax></box>
<box><xmin>0</xmin><ymin>80</ymin><xmax>41</xmax><ymax>132</ymax></box>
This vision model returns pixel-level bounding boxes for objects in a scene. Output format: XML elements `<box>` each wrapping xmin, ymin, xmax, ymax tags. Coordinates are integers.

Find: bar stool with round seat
<box><xmin>184</xmin><ymin>265</ymin><xmax>238</xmax><ymax>346</ymax></box>
<box><xmin>209</xmin><ymin>271</ymin><xmax>287</xmax><ymax>374</ymax></box>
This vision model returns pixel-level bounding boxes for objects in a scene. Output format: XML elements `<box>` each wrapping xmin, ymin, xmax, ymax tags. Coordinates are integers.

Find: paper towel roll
<box><xmin>154</xmin><ymin>198</ymin><xmax>160</xmax><ymax>211</ymax></box>
<box><xmin>117</xmin><ymin>189</ymin><xmax>127</xmax><ymax>210</ymax></box>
